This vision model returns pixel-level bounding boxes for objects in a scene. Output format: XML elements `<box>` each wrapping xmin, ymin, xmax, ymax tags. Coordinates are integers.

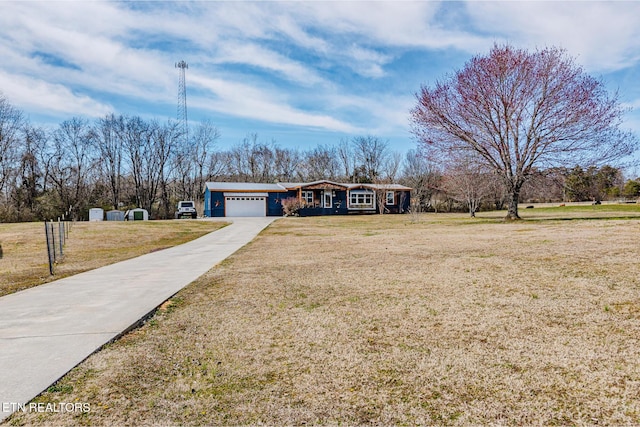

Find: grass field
<box><xmin>0</xmin><ymin>220</ymin><xmax>227</xmax><ymax>297</ymax></box>
<box><xmin>6</xmin><ymin>206</ymin><xmax>640</xmax><ymax>426</ymax></box>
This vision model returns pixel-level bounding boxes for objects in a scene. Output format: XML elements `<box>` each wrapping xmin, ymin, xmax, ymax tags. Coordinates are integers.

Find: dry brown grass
<box><xmin>0</xmin><ymin>220</ymin><xmax>227</xmax><ymax>297</ymax></box>
<box><xmin>7</xmin><ymin>211</ymin><xmax>640</xmax><ymax>426</ymax></box>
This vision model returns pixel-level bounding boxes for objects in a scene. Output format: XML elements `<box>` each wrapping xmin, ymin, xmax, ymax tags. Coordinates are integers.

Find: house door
<box><xmin>323</xmin><ymin>191</ymin><xmax>332</xmax><ymax>208</ymax></box>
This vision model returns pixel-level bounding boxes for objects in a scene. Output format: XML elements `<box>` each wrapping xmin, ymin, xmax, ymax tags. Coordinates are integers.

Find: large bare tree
<box><xmin>411</xmin><ymin>44</ymin><xmax>637</xmax><ymax>219</ymax></box>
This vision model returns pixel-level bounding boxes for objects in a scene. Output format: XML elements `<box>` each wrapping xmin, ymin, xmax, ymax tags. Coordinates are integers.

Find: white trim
<box><xmin>323</xmin><ymin>191</ymin><xmax>333</xmax><ymax>208</ymax></box>
<box><xmin>348</xmin><ymin>189</ymin><xmax>376</xmax><ymax>210</ymax></box>
<box><xmin>385</xmin><ymin>191</ymin><xmax>395</xmax><ymax>205</ymax></box>
<box><xmin>223</xmin><ymin>192</ymin><xmax>268</xmax><ymax>197</ymax></box>
<box><xmin>301</xmin><ymin>190</ymin><xmax>313</xmax><ymax>204</ymax></box>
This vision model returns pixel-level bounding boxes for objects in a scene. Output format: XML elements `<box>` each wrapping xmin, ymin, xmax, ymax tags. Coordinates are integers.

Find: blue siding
<box><xmin>204</xmin><ymin>190</ymin><xmax>225</xmax><ymax>217</ymax></box>
<box><xmin>267</xmin><ymin>192</ymin><xmax>284</xmax><ymax>216</ymax></box>
<box><xmin>204</xmin><ymin>189</ymin><xmax>211</xmax><ymax>217</ymax></box>
<box><xmin>205</xmin><ymin>190</ymin><xmax>285</xmax><ymax>217</ymax></box>
<box><xmin>299</xmin><ymin>190</ymin><xmax>349</xmax><ymax>216</ymax></box>
<box><xmin>268</xmin><ymin>190</ymin><xmax>298</xmax><ymax>216</ymax></box>
<box><xmin>400</xmin><ymin>190</ymin><xmax>411</xmax><ymax>213</ymax></box>
<box><xmin>384</xmin><ymin>190</ymin><xmax>411</xmax><ymax>214</ymax></box>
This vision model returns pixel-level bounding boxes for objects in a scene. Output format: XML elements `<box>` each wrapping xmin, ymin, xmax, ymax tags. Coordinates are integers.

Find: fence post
<box><xmin>58</xmin><ymin>218</ymin><xmax>64</xmax><ymax>258</ymax></box>
<box><xmin>45</xmin><ymin>221</ymin><xmax>54</xmax><ymax>275</ymax></box>
<box><xmin>50</xmin><ymin>221</ymin><xmax>57</xmax><ymax>263</ymax></box>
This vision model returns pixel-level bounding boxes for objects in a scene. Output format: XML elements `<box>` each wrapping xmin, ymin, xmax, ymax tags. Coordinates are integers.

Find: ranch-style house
<box><xmin>203</xmin><ymin>180</ymin><xmax>411</xmax><ymax>217</ymax></box>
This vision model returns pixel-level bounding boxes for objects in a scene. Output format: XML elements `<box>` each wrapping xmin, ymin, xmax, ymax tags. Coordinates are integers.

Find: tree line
<box><xmin>1</xmin><ymin>92</ymin><xmax>638</xmax><ymax>222</ymax></box>
<box><xmin>0</xmin><ymin>95</ymin><xmax>409</xmax><ymax>221</ymax></box>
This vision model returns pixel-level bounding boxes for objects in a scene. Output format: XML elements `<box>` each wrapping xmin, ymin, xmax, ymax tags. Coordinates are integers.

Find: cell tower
<box><xmin>175</xmin><ymin>60</ymin><xmax>188</xmax><ymax>142</ymax></box>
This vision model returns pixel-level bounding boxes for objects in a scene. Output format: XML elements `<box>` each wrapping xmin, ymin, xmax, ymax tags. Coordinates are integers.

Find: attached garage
<box><xmin>224</xmin><ymin>193</ymin><xmax>267</xmax><ymax>217</ymax></box>
<box><xmin>204</xmin><ymin>182</ymin><xmax>290</xmax><ymax>217</ymax></box>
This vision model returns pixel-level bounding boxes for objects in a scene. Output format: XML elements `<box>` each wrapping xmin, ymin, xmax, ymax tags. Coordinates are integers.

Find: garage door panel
<box><xmin>225</xmin><ymin>196</ymin><xmax>266</xmax><ymax>217</ymax></box>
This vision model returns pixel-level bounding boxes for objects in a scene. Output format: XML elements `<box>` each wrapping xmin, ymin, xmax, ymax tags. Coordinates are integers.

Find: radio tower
<box><xmin>175</xmin><ymin>60</ymin><xmax>188</xmax><ymax>143</ymax></box>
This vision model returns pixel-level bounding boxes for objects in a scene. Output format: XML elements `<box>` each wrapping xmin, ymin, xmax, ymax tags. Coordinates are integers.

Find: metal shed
<box><xmin>125</xmin><ymin>208</ymin><xmax>149</xmax><ymax>221</ymax></box>
<box><xmin>88</xmin><ymin>208</ymin><xmax>104</xmax><ymax>221</ymax></box>
<box><xmin>106</xmin><ymin>210</ymin><xmax>125</xmax><ymax>221</ymax></box>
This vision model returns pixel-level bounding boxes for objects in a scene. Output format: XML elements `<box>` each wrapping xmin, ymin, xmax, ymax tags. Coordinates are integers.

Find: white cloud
<box><xmin>188</xmin><ymin>73</ymin><xmax>359</xmax><ymax>133</ymax></box>
<box><xmin>0</xmin><ymin>2</ymin><xmax>174</xmax><ymax>97</ymax></box>
<box><xmin>213</xmin><ymin>43</ymin><xmax>327</xmax><ymax>86</ymax></box>
<box><xmin>465</xmin><ymin>1</ymin><xmax>640</xmax><ymax>73</ymax></box>
<box><xmin>0</xmin><ymin>71</ymin><xmax>112</xmax><ymax>117</ymax></box>
<box><xmin>295</xmin><ymin>2</ymin><xmax>490</xmax><ymax>52</ymax></box>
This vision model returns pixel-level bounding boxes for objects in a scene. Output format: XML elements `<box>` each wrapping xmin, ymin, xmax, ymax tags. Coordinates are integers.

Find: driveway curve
<box><xmin>0</xmin><ymin>217</ymin><xmax>276</xmax><ymax>422</ymax></box>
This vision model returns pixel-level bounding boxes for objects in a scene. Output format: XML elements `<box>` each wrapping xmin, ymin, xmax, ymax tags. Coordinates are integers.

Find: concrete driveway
<box><xmin>0</xmin><ymin>217</ymin><xmax>276</xmax><ymax>422</ymax></box>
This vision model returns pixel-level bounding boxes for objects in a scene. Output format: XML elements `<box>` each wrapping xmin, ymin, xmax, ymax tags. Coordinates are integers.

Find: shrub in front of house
<box><xmin>282</xmin><ymin>197</ymin><xmax>304</xmax><ymax>216</ymax></box>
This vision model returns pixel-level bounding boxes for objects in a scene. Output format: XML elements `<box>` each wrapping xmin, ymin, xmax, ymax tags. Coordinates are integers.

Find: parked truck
<box><xmin>175</xmin><ymin>201</ymin><xmax>197</xmax><ymax>219</ymax></box>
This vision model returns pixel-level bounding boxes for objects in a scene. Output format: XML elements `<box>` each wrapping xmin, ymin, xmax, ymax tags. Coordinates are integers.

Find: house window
<box><xmin>349</xmin><ymin>190</ymin><xmax>375</xmax><ymax>209</ymax></box>
<box><xmin>302</xmin><ymin>190</ymin><xmax>313</xmax><ymax>204</ymax></box>
<box><xmin>385</xmin><ymin>191</ymin><xmax>395</xmax><ymax>205</ymax></box>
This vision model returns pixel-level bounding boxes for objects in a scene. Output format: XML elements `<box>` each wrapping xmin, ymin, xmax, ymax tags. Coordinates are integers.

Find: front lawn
<box><xmin>0</xmin><ymin>220</ymin><xmax>227</xmax><ymax>297</ymax></box>
<box><xmin>7</xmin><ymin>212</ymin><xmax>640</xmax><ymax>425</ymax></box>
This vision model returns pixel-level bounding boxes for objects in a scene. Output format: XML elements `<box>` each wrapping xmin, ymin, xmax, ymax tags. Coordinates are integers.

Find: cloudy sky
<box><xmin>1</xmin><ymin>1</ymin><xmax>639</xmax><ymax>153</ymax></box>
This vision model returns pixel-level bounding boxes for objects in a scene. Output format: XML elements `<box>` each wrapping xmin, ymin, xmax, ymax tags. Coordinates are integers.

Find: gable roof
<box><xmin>346</xmin><ymin>183</ymin><xmax>413</xmax><ymax>191</ymax></box>
<box><xmin>205</xmin><ymin>181</ymin><xmax>412</xmax><ymax>192</ymax></box>
<box><xmin>279</xmin><ymin>180</ymin><xmax>349</xmax><ymax>190</ymax></box>
<box><xmin>205</xmin><ymin>182</ymin><xmax>287</xmax><ymax>192</ymax></box>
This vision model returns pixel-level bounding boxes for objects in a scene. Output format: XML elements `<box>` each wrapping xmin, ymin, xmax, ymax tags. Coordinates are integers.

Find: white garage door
<box><xmin>225</xmin><ymin>196</ymin><xmax>266</xmax><ymax>217</ymax></box>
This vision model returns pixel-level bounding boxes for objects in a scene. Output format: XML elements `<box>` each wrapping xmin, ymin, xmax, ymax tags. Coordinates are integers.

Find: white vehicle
<box><xmin>175</xmin><ymin>201</ymin><xmax>197</xmax><ymax>219</ymax></box>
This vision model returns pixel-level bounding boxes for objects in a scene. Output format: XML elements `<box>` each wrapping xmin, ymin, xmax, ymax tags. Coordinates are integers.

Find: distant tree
<box><xmin>150</xmin><ymin>120</ymin><xmax>181</xmax><ymax>219</ymax></box>
<box><xmin>441</xmin><ymin>154</ymin><xmax>493</xmax><ymax>217</ymax></box>
<box><xmin>95</xmin><ymin>113</ymin><xmax>124</xmax><ymax>210</ymax></box>
<box><xmin>122</xmin><ymin>115</ymin><xmax>153</xmax><ymax>211</ymax></box>
<box><xmin>274</xmin><ymin>147</ymin><xmax>301</xmax><ymax>182</ymax></box>
<box><xmin>337</xmin><ymin>138</ymin><xmax>354</xmax><ymax>182</ymax></box>
<box><xmin>14</xmin><ymin>124</ymin><xmax>47</xmax><ymax>218</ymax></box>
<box><xmin>0</xmin><ymin>95</ymin><xmax>23</xmax><ymax>202</ymax></box>
<box><xmin>594</xmin><ymin>165</ymin><xmax>623</xmax><ymax>200</ymax></box>
<box><xmin>486</xmin><ymin>173</ymin><xmax>508</xmax><ymax>209</ymax></box>
<box><xmin>352</xmin><ymin>135</ymin><xmax>389</xmax><ymax>183</ymax></box>
<box><xmin>400</xmin><ymin>148</ymin><xmax>441</xmax><ymax>212</ymax></box>
<box><xmin>411</xmin><ymin>44</ymin><xmax>637</xmax><ymax>220</ymax></box>
<box><xmin>176</xmin><ymin>119</ymin><xmax>221</xmax><ymax>201</ymax></box>
<box><xmin>229</xmin><ymin>134</ymin><xmax>275</xmax><ymax>183</ymax></box>
<box><xmin>564</xmin><ymin>166</ymin><xmax>592</xmax><ymax>202</ymax></box>
<box><xmin>564</xmin><ymin>165</ymin><xmax>623</xmax><ymax>202</ymax></box>
<box><xmin>49</xmin><ymin>117</ymin><xmax>96</xmax><ymax>218</ymax></box>
<box><xmin>382</xmin><ymin>151</ymin><xmax>403</xmax><ymax>182</ymax></box>
<box><xmin>519</xmin><ymin>168</ymin><xmax>565</xmax><ymax>204</ymax></box>
<box><xmin>206</xmin><ymin>151</ymin><xmax>230</xmax><ymax>182</ymax></box>
<box><xmin>192</xmin><ymin>120</ymin><xmax>221</xmax><ymax>198</ymax></box>
<box><xmin>623</xmin><ymin>179</ymin><xmax>640</xmax><ymax>198</ymax></box>
<box><xmin>302</xmin><ymin>144</ymin><xmax>339</xmax><ymax>181</ymax></box>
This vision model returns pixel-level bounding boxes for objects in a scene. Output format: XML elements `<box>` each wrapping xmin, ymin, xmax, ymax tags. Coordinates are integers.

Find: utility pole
<box><xmin>175</xmin><ymin>60</ymin><xmax>188</xmax><ymax>143</ymax></box>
